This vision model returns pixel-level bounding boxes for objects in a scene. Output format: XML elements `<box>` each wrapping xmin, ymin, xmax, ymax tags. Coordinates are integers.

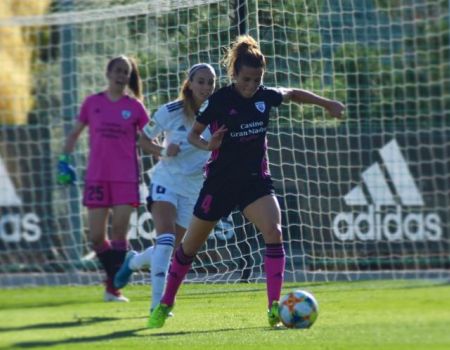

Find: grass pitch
<box><xmin>1</xmin><ymin>280</ymin><xmax>449</xmax><ymax>350</ymax></box>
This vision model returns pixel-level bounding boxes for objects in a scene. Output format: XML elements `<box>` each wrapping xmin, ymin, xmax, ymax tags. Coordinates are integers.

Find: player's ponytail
<box><xmin>179</xmin><ymin>79</ymin><xmax>195</xmax><ymax>120</ymax></box>
<box><xmin>223</xmin><ymin>35</ymin><xmax>266</xmax><ymax>78</ymax></box>
<box><xmin>127</xmin><ymin>57</ymin><xmax>143</xmax><ymax>101</ymax></box>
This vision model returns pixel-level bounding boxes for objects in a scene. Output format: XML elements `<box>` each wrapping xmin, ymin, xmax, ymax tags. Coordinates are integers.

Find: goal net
<box><xmin>0</xmin><ymin>0</ymin><xmax>449</xmax><ymax>287</ymax></box>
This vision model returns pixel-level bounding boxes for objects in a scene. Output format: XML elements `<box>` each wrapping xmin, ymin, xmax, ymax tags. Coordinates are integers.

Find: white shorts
<box><xmin>148</xmin><ymin>182</ymin><xmax>196</xmax><ymax>229</ymax></box>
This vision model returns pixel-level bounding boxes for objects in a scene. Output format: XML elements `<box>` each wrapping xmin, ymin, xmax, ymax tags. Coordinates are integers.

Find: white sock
<box><xmin>129</xmin><ymin>246</ymin><xmax>154</xmax><ymax>270</ymax></box>
<box><xmin>150</xmin><ymin>233</ymin><xmax>175</xmax><ymax>310</ymax></box>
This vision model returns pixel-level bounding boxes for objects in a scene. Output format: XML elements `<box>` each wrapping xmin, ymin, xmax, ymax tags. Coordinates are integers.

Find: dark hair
<box><xmin>222</xmin><ymin>35</ymin><xmax>266</xmax><ymax>78</ymax></box>
<box><xmin>106</xmin><ymin>55</ymin><xmax>143</xmax><ymax>100</ymax></box>
<box><xmin>178</xmin><ymin>64</ymin><xmax>216</xmax><ymax>122</ymax></box>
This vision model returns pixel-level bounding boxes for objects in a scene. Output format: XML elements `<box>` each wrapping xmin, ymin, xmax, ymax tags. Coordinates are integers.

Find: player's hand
<box><xmin>166</xmin><ymin>143</ymin><xmax>181</xmax><ymax>157</ymax></box>
<box><xmin>57</xmin><ymin>154</ymin><xmax>76</xmax><ymax>185</ymax></box>
<box><xmin>326</xmin><ymin>100</ymin><xmax>345</xmax><ymax>119</ymax></box>
<box><xmin>208</xmin><ymin>124</ymin><xmax>228</xmax><ymax>151</ymax></box>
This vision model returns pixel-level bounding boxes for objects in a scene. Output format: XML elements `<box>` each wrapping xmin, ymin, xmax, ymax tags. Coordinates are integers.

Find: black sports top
<box><xmin>197</xmin><ymin>84</ymin><xmax>283</xmax><ymax>180</ymax></box>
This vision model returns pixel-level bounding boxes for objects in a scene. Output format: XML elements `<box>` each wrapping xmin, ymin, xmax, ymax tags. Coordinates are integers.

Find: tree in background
<box><xmin>0</xmin><ymin>0</ymin><xmax>51</xmax><ymax>124</ymax></box>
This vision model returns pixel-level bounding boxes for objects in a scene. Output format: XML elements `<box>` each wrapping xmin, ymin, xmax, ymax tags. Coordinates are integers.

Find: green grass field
<box><xmin>1</xmin><ymin>280</ymin><xmax>449</xmax><ymax>350</ymax></box>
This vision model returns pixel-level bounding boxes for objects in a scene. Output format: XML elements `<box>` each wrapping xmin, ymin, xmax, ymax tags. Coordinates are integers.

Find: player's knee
<box><xmin>262</xmin><ymin>224</ymin><xmax>283</xmax><ymax>244</ymax></box>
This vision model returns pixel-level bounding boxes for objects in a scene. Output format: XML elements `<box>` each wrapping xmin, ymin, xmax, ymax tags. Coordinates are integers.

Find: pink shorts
<box><xmin>83</xmin><ymin>181</ymin><xmax>140</xmax><ymax>208</ymax></box>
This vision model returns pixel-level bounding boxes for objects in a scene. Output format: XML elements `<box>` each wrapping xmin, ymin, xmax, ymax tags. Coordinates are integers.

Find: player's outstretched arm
<box><xmin>282</xmin><ymin>88</ymin><xmax>345</xmax><ymax>119</ymax></box>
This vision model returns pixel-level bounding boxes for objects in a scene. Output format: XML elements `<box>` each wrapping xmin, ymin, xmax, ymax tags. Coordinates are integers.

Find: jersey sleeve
<box><xmin>264</xmin><ymin>87</ymin><xmax>284</xmax><ymax>107</ymax></box>
<box><xmin>77</xmin><ymin>96</ymin><xmax>91</xmax><ymax>124</ymax></box>
<box><xmin>136</xmin><ymin>100</ymin><xmax>150</xmax><ymax>130</ymax></box>
<box><xmin>142</xmin><ymin>105</ymin><xmax>166</xmax><ymax>139</ymax></box>
<box><xmin>196</xmin><ymin>98</ymin><xmax>216</xmax><ymax>126</ymax></box>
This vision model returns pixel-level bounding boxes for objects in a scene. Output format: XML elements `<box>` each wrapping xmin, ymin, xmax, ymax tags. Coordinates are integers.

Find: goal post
<box><xmin>0</xmin><ymin>0</ymin><xmax>449</xmax><ymax>287</ymax></box>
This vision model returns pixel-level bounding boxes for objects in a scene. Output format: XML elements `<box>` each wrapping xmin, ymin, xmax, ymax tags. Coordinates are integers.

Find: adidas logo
<box><xmin>332</xmin><ymin>139</ymin><xmax>442</xmax><ymax>242</ymax></box>
<box><xmin>0</xmin><ymin>156</ymin><xmax>22</xmax><ymax>206</ymax></box>
<box><xmin>0</xmin><ymin>155</ymin><xmax>41</xmax><ymax>243</ymax></box>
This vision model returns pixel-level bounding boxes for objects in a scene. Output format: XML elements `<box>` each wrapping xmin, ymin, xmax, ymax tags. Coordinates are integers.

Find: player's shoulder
<box><xmin>257</xmin><ymin>85</ymin><xmax>282</xmax><ymax>96</ymax></box>
<box><xmin>256</xmin><ymin>85</ymin><xmax>283</xmax><ymax>105</ymax></box>
<box><xmin>156</xmin><ymin>100</ymin><xmax>184</xmax><ymax>116</ymax></box>
<box><xmin>165</xmin><ymin>100</ymin><xmax>184</xmax><ymax>113</ymax></box>
<box><xmin>208</xmin><ymin>86</ymin><xmax>232</xmax><ymax>104</ymax></box>
<box><xmin>215</xmin><ymin>85</ymin><xmax>233</xmax><ymax>97</ymax></box>
<box><xmin>122</xmin><ymin>94</ymin><xmax>145</xmax><ymax>107</ymax></box>
<box><xmin>83</xmin><ymin>92</ymin><xmax>104</xmax><ymax>103</ymax></box>
<box><xmin>154</xmin><ymin>100</ymin><xmax>184</xmax><ymax>122</ymax></box>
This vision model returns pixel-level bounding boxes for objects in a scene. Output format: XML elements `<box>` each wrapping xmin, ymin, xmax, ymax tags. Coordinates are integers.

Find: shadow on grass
<box><xmin>150</xmin><ymin>325</ymin><xmax>274</xmax><ymax>337</ymax></box>
<box><xmin>0</xmin><ymin>300</ymin><xmax>105</xmax><ymax>311</ymax></box>
<box><xmin>8</xmin><ymin>326</ymin><xmax>268</xmax><ymax>348</ymax></box>
<box><xmin>0</xmin><ymin>315</ymin><xmax>143</xmax><ymax>332</ymax></box>
<box><xmin>0</xmin><ymin>294</ymin><xmax>151</xmax><ymax>311</ymax></box>
<box><xmin>8</xmin><ymin>328</ymin><xmax>148</xmax><ymax>349</ymax></box>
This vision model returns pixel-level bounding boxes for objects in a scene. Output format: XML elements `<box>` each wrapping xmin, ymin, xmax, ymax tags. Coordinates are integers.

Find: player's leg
<box><xmin>243</xmin><ymin>194</ymin><xmax>285</xmax><ymax>327</ymax></box>
<box><xmin>83</xmin><ymin>181</ymin><xmax>126</xmax><ymax>301</ymax></box>
<box><xmin>148</xmin><ymin>180</ymin><xmax>232</xmax><ymax>328</ymax></box>
<box><xmin>146</xmin><ymin>195</ymin><xmax>191</xmax><ymax>314</ymax></box>
<box><xmin>126</xmin><ymin>200</ymin><xmax>177</xmax><ymax>271</ymax></box>
<box><xmin>148</xmin><ymin>200</ymin><xmax>177</xmax><ymax>311</ymax></box>
<box><xmin>148</xmin><ymin>216</ymin><xmax>217</xmax><ymax>328</ymax></box>
<box><xmin>104</xmin><ymin>204</ymin><xmax>134</xmax><ymax>301</ymax></box>
<box><xmin>88</xmin><ymin>207</ymin><xmax>110</xmax><ymax>249</ymax></box>
<box><xmin>161</xmin><ymin>216</ymin><xmax>217</xmax><ymax>306</ymax></box>
<box><xmin>87</xmin><ymin>207</ymin><xmax>118</xmax><ymax>301</ymax></box>
<box><xmin>108</xmin><ymin>181</ymin><xmax>140</xmax><ymax>288</ymax></box>
<box><xmin>160</xmin><ymin>184</ymin><xmax>223</xmax><ymax>307</ymax></box>
<box><xmin>115</xmin><ymin>183</ymin><xmax>178</xmax><ymax>295</ymax></box>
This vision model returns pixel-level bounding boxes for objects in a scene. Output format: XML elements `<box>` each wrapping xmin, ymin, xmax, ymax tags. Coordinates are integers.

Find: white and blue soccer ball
<box><xmin>278</xmin><ymin>290</ymin><xmax>319</xmax><ymax>329</ymax></box>
<box><xmin>211</xmin><ymin>216</ymin><xmax>235</xmax><ymax>241</ymax></box>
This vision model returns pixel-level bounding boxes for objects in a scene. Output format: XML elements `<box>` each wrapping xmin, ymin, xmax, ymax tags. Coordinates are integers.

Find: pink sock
<box><xmin>94</xmin><ymin>239</ymin><xmax>111</xmax><ymax>254</ymax></box>
<box><xmin>264</xmin><ymin>243</ymin><xmax>285</xmax><ymax>308</ymax></box>
<box><xmin>111</xmin><ymin>238</ymin><xmax>128</xmax><ymax>251</ymax></box>
<box><xmin>160</xmin><ymin>246</ymin><xmax>194</xmax><ymax>306</ymax></box>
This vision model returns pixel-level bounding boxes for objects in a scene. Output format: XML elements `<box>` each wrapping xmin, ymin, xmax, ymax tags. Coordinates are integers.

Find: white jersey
<box><xmin>142</xmin><ymin>100</ymin><xmax>211</xmax><ymax>198</ymax></box>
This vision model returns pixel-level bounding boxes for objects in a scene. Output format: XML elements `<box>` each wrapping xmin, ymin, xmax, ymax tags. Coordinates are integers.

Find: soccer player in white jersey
<box><xmin>114</xmin><ymin>63</ymin><xmax>225</xmax><ymax>313</ymax></box>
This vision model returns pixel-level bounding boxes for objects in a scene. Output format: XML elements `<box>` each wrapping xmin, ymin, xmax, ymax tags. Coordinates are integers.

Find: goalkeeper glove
<box><xmin>57</xmin><ymin>154</ymin><xmax>76</xmax><ymax>185</ymax></box>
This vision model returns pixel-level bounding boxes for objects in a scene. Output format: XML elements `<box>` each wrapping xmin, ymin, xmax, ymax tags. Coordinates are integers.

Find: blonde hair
<box><xmin>106</xmin><ymin>55</ymin><xmax>143</xmax><ymax>101</ymax></box>
<box><xmin>178</xmin><ymin>64</ymin><xmax>216</xmax><ymax>122</ymax></box>
<box><xmin>222</xmin><ymin>35</ymin><xmax>266</xmax><ymax>78</ymax></box>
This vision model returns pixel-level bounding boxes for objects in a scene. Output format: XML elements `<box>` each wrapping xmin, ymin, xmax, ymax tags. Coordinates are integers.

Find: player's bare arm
<box><xmin>63</xmin><ymin>121</ymin><xmax>86</xmax><ymax>154</ymax></box>
<box><xmin>281</xmin><ymin>88</ymin><xmax>345</xmax><ymax>118</ymax></box>
<box><xmin>139</xmin><ymin>134</ymin><xmax>180</xmax><ymax>158</ymax></box>
<box><xmin>188</xmin><ymin>121</ymin><xmax>227</xmax><ymax>151</ymax></box>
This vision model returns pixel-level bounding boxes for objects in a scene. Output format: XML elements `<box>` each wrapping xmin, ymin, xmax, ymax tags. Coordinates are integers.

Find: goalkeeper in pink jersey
<box><xmin>58</xmin><ymin>55</ymin><xmax>150</xmax><ymax>302</ymax></box>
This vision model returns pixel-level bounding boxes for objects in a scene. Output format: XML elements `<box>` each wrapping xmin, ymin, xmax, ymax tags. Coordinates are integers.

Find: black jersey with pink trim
<box><xmin>196</xmin><ymin>85</ymin><xmax>283</xmax><ymax>180</ymax></box>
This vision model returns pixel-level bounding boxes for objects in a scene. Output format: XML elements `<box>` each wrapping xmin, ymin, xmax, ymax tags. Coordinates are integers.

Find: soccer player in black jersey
<box><xmin>148</xmin><ymin>35</ymin><xmax>345</xmax><ymax>328</ymax></box>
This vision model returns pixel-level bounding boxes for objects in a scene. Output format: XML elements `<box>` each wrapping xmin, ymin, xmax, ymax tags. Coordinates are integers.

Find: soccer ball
<box><xmin>212</xmin><ymin>216</ymin><xmax>235</xmax><ymax>241</ymax></box>
<box><xmin>278</xmin><ymin>290</ymin><xmax>319</xmax><ymax>329</ymax></box>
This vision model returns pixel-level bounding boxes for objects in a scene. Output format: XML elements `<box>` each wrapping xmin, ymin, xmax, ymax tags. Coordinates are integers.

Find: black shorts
<box><xmin>193</xmin><ymin>176</ymin><xmax>275</xmax><ymax>221</ymax></box>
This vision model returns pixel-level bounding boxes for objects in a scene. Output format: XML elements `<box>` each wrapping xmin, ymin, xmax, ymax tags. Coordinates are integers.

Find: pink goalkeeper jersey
<box><xmin>78</xmin><ymin>92</ymin><xmax>149</xmax><ymax>182</ymax></box>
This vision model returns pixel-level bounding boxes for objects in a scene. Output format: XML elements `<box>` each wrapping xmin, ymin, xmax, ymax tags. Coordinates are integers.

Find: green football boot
<box><xmin>147</xmin><ymin>303</ymin><xmax>173</xmax><ymax>329</ymax></box>
<box><xmin>267</xmin><ymin>300</ymin><xmax>281</xmax><ymax>328</ymax></box>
